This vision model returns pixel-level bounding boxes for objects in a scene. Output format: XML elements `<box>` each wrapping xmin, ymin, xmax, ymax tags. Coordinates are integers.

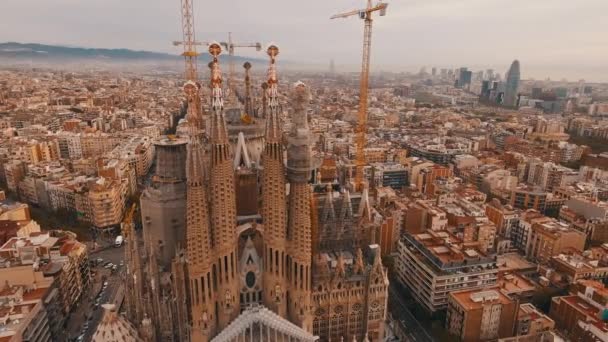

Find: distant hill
<box><xmin>0</xmin><ymin>42</ymin><xmax>262</xmax><ymax>63</ymax></box>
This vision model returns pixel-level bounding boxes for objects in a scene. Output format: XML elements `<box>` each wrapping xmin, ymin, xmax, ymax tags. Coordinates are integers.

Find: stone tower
<box><xmin>185</xmin><ymin>121</ymin><xmax>214</xmax><ymax>339</ymax></box>
<box><xmin>207</xmin><ymin>43</ymin><xmax>240</xmax><ymax>331</ymax></box>
<box><xmin>261</xmin><ymin>45</ymin><xmax>288</xmax><ymax>317</ymax></box>
<box><xmin>187</xmin><ymin>43</ymin><xmax>240</xmax><ymax>342</ymax></box>
<box><xmin>286</xmin><ymin>81</ymin><xmax>316</xmax><ymax>331</ymax></box>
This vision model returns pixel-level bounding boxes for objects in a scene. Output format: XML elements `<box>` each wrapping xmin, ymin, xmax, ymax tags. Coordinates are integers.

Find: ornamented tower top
<box><xmin>265</xmin><ymin>45</ymin><xmax>281</xmax><ymax>144</ymax></box>
<box><xmin>286</xmin><ymin>81</ymin><xmax>317</xmax><ymax>183</ymax></box>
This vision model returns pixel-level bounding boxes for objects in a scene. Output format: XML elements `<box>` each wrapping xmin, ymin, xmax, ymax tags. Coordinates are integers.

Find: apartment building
<box><xmin>540</xmin><ymin>252</ymin><xmax>608</xmax><ymax>286</ymax></box>
<box><xmin>109</xmin><ymin>135</ymin><xmax>154</xmax><ymax>177</ymax></box>
<box><xmin>80</xmin><ymin>132</ymin><xmax>120</xmax><ymax>158</ymax></box>
<box><xmin>87</xmin><ymin>178</ymin><xmax>125</xmax><ymax>229</ymax></box>
<box><xmin>396</xmin><ymin>230</ymin><xmax>498</xmax><ymax>313</ymax></box>
<box><xmin>0</xmin><ymin>231</ymin><xmax>90</xmax><ymax>318</ymax></box>
<box><xmin>526</xmin><ymin>220</ymin><xmax>586</xmax><ymax>263</ymax></box>
<box><xmin>0</xmin><ymin>285</ymin><xmax>52</xmax><ymax>342</ymax></box>
<box><xmin>403</xmin><ymin>200</ymin><xmax>448</xmax><ymax>234</ymax></box>
<box><xmin>560</xmin><ymin>197</ymin><xmax>608</xmax><ymax>243</ymax></box>
<box><xmin>54</xmin><ymin>132</ymin><xmax>82</xmax><ymax>160</ymax></box>
<box><xmin>4</xmin><ymin>160</ymin><xmax>25</xmax><ymax>192</ymax></box>
<box><xmin>550</xmin><ymin>280</ymin><xmax>608</xmax><ymax>341</ymax></box>
<box><xmin>510</xmin><ymin>186</ymin><xmax>548</xmax><ymax>213</ymax></box>
<box><xmin>486</xmin><ymin>199</ymin><xmax>521</xmax><ymax>238</ymax></box>
<box><xmin>446</xmin><ymin>287</ymin><xmax>517</xmax><ymax>341</ymax></box>
<box><xmin>510</xmin><ymin>210</ymin><xmax>549</xmax><ymax>253</ymax></box>
<box><xmin>514</xmin><ymin>303</ymin><xmax>555</xmax><ymax>338</ymax></box>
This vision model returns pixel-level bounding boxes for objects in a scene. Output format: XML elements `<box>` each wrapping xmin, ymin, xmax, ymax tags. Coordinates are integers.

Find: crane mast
<box><xmin>179</xmin><ymin>0</ymin><xmax>199</xmax><ymax>82</ymax></box>
<box><xmin>175</xmin><ymin>0</ymin><xmax>206</xmax><ymax>129</ymax></box>
<box><xmin>332</xmin><ymin>0</ymin><xmax>388</xmax><ymax>191</ymax></box>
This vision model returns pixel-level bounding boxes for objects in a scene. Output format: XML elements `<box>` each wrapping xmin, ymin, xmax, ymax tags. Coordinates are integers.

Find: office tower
<box><xmin>330</xmin><ymin>59</ymin><xmax>336</xmax><ymax>74</ymax></box>
<box><xmin>431</xmin><ymin>67</ymin><xmax>437</xmax><ymax>76</ymax></box>
<box><xmin>458</xmin><ymin>67</ymin><xmax>472</xmax><ymax>88</ymax></box>
<box><xmin>481</xmin><ymin>80</ymin><xmax>491</xmax><ymax>100</ymax></box>
<box><xmin>578</xmin><ymin>79</ymin><xmax>585</xmax><ymax>95</ymax></box>
<box><xmin>486</xmin><ymin>69</ymin><xmax>494</xmax><ymax>81</ymax></box>
<box><xmin>504</xmin><ymin>60</ymin><xmax>521</xmax><ymax>107</ymax></box>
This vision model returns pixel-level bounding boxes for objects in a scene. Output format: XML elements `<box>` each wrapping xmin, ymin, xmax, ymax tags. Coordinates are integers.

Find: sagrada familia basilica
<box><xmin>123</xmin><ymin>42</ymin><xmax>388</xmax><ymax>342</ymax></box>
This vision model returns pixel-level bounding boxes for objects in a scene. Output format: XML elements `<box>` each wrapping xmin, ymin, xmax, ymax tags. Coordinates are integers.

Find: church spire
<box><xmin>243</xmin><ymin>62</ymin><xmax>254</xmax><ymax>118</ymax></box>
<box><xmin>322</xmin><ymin>184</ymin><xmax>335</xmax><ymax>221</ymax></box>
<box><xmin>208</xmin><ymin>42</ymin><xmax>229</xmax><ymax>147</ymax></box>
<box><xmin>265</xmin><ymin>45</ymin><xmax>281</xmax><ymax>144</ymax></box>
<box><xmin>358</xmin><ymin>186</ymin><xmax>372</xmax><ymax>222</ymax></box>
<box><xmin>261</xmin><ymin>44</ymin><xmax>288</xmax><ymax>317</ymax></box>
<box><xmin>285</xmin><ymin>81</ymin><xmax>315</xmax><ymax>330</ymax></box>
<box><xmin>205</xmin><ymin>42</ymin><xmax>239</xmax><ymax>331</ymax></box>
<box><xmin>340</xmin><ymin>189</ymin><xmax>353</xmax><ymax>220</ymax></box>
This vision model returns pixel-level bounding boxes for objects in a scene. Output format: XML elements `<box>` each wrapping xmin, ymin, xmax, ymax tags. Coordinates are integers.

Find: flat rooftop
<box><xmin>451</xmin><ymin>287</ymin><xmax>513</xmax><ymax>311</ymax></box>
<box><xmin>497</xmin><ymin>253</ymin><xmax>537</xmax><ymax>273</ymax></box>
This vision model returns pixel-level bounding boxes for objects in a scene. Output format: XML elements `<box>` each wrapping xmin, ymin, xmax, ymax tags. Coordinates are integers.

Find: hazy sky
<box><xmin>1</xmin><ymin>0</ymin><xmax>606</xmax><ymax>81</ymax></box>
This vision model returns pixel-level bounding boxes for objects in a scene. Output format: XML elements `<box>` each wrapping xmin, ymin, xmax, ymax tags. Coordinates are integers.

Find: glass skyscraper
<box><xmin>504</xmin><ymin>60</ymin><xmax>520</xmax><ymax>107</ymax></box>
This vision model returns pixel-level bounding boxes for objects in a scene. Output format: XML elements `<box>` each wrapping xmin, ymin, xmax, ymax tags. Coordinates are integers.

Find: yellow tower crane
<box><xmin>173</xmin><ymin>0</ymin><xmax>200</xmax><ymax>83</ymax></box>
<box><xmin>173</xmin><ymin>0</ymin><xmax>208</xmax><ymax>129</ymax></box>
<box><xmin>331</xmin><ymin>0</ymin><xmax>388</xmax><ymax>191</ymax></box>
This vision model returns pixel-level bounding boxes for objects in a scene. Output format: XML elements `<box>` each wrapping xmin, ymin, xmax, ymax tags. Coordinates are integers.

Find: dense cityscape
<box><xmin>1</xmin><ymin>1</ymin><xmax>608</xmax><ymax>342</ymax></box>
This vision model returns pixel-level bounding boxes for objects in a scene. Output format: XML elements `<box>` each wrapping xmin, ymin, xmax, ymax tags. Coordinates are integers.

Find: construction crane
<box><xmin>174</xmin><ymin>0</ymin><xmax>206</xmax><ymax>129</ymax></box>
<box><xmin>331</xmin><ymin>0</ymin><xmax>388</xmax><ymax>191</ymax></box>
<box><xmin>174</xmin><ymin>0</ymin><xmax>202</xmax><ymax>82</ymax></box>
<box><xmin>220</xmin><ymin>32</ymin><xmax>262</xmax><ymax>91</ymax></box>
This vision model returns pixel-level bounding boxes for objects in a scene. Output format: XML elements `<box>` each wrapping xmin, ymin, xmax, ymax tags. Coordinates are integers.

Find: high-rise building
<box><xmin>458</xmin><ymin>67</ymin><xmax>472</xmax><ymax>89</ymax></box>
<box><xmin>578</xmin><ymin>79</ymin><xmax>585</xmax><ymax>95</ymax></box>
<box><xmin>503</xmin><ymin>60</ymin><xmax>520</xmax><ymax>107</ymax></box>
<box><xmin>486</xmin><ymin>69</ymin><xmax>494</xmax><ymax>81</ymax></box>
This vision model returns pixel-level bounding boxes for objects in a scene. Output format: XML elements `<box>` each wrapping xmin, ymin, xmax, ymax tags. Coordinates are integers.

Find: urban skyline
<box><xmin>1</xmin><ymin>0</ymin><xmax>608</xmax><ymax>341</ymax></box>
<box><xmin>1</xmin><ymin>0</ymin><xmax>607</xmax><ymax>81</ymax></box>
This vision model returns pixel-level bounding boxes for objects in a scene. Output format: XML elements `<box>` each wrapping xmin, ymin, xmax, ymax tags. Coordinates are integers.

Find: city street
<box><xmin>67</xmin><ymin>243</ymin><xmax>125</xmax><ymax>341</ymax></box>
<box><xmin>388</xmin><ymin>280</ymin><xmax>435</xmax><ymax>342</ymax></box>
